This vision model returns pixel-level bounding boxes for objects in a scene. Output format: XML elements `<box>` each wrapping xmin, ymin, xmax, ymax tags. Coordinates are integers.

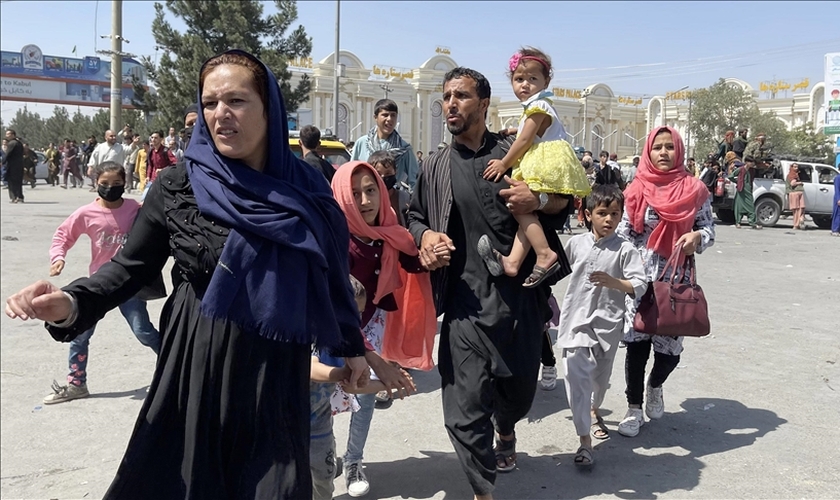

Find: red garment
<box><xmin>147</xmin><ymin>146</ymin><xmax>176</xmax><ymax>182</ymax></box>
<box><xmin>332</xmin><ymin>161</ymin><xmax>418</xmax><ymax>305</ymax></box>
<box><xmin>624</xmin><ymin>126</ymin><xmax>709</xmax><ymax>258</ymax></box>
<box><xmin>382</xmin><ymin>270</ymin><xmax>437</xmax><ymax>371</ymax></box>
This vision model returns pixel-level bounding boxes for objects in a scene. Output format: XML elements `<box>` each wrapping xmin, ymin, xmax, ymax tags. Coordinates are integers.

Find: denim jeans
<box><xmin>343</xmin><ymin>392</ymin><xmax>376</xmax><ymax>464</ymax></box>
<box><xmin>67</xmin><ymin>296</ymin><xmax>161</xmax><ymax>386</ymax></box>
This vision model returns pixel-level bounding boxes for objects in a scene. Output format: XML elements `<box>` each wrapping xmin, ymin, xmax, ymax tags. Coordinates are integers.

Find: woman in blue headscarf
<box><xmin>5</xmin><ymin>50</ymin><xmax>369</xmax><ymax>499</ymax></box>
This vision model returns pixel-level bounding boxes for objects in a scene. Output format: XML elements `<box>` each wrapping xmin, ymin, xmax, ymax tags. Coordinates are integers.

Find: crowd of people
<box><xmin>1</xmin><ymin>44</ymin><xmax>834</xmax><ymax>500</ymax></box>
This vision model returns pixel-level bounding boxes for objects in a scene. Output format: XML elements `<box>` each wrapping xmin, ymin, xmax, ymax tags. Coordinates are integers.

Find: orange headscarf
<box><xmin>624</xmin><ymin>126</ymin><xmax>709</xmax><ymax>258</ymax></box>
<box><xmin>331</xmin><ymin>161</ymin><xmax>418</xmax><ymax>304</ymax></box>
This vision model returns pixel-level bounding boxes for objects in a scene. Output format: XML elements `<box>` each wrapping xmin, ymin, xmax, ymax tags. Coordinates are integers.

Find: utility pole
<box><xmin>380</xmin><ymin>83</ymin><xmax>394</xmax><ymax>99</ymax></box>
<box><xmin>110</xmin><ymin>0</ymin><xmax>121</xmax><ymax>133</ymax></box>
<box><xmin>97</xmin><ymin>0</ymin><xmax>134</xmax><ymax>134</ymax></box>
<box><xmin>332</xmin><ymin>0</ymin><xmax>340</xmax><ymax>132</ymax></box>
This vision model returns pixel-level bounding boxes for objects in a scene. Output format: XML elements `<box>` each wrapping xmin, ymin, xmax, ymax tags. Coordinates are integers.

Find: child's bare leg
<box><xmin>514</xmin><ymin>212</ymin><xmax>557</xmax><ymax>270</ymax></box>
<box><xmin>499</xmin><ymin>226</ymin><xmax>530</xmax><ymax>277</ymax></box>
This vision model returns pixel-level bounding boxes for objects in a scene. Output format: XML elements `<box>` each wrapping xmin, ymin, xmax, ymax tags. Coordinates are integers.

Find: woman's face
<box><xmin>201</xmin><ymin>64</ymin><xmax>267</xmax><ymax>171</ymax></box>
<box><xmin>351</xmin><ymin>170</ymin><xmax>381</xmax><ymax>226</ymax></box>
<box><xmin>649</xmin><ymin>131</ymin><xmax>677</xmax><ymax>172</ymax></box>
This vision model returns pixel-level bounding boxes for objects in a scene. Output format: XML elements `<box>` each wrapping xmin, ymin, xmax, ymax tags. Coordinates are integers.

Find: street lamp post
<box><xmin>567</xmin><ymin>129</ymin><xmax>584</xmax><ymax>146</ymax></box>
<box><xmin>624</xmin><ymin>132</ymin><xmax>645</xmax><ymax>155</ymax></box>
<box><xmin>686</xmin><ymin>91</ymin><xmax>693</xmax><ymax>156</ymax></box>
<box><xmin>663</xmin><ymin>85</ymin><xmax>688</xmax><ymax>126</ymax></box>
<box><xmin>95</xmin><ymin>0</ymin><xmax>134</xmax><ymax>134</ymax></box>
<box><xmin>591</xmin><ymin>129</ymin><xmax>617</xmax><ymax>153</ymax></box>
<box><xmin>348</xmin><ymin>121</ymin><xmax>363</xmax><ymax>140</ymax></box>
<box><xmin>582</xmin><ymin>88</ymin><xmax>592</xmax><ymax>150</ymax></box>
<box><xmin>333</xmin><ymin>0</ymin><xmax>340</xmax><ymax>132</ymax></box>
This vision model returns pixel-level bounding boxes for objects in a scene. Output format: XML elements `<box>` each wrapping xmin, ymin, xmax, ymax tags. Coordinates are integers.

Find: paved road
<box><xmin>2</xmin><ymin>185</ymin><xmax>838</xmax><ymax>499</ymax></box>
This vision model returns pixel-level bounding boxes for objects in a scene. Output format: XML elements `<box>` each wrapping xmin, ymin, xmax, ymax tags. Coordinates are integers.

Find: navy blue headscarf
<box><xmin>184</xmin><ymin>49</ymin><xmax>357</xmax><ymax>348</ymax></box>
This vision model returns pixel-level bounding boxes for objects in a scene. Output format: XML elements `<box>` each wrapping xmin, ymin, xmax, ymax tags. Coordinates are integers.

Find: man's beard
<box><xmin>446</xmin><ymin>111</ymin><xmax>479</xmax><ymax>136</ymax></box>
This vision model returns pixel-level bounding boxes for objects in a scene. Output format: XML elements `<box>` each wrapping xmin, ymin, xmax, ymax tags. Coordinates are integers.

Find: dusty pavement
<box><xmin>1</xmin><ymin>184</ymin><xmax>838</xmax><ymax>500</ymax></box>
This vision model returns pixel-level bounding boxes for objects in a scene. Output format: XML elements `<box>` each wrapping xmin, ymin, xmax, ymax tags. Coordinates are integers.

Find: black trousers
<box><xmin>6</xmin><ymin>167</ymin><xmax>23</xmax><ymax>201</ymax></box>
<box><xmin>540</xmin><ymin>327</ymin><xmax>556</xmax><ymax>367</ymax></box>
<box><xmin>439</xmin><ymin>317</ymin><xmax>542</xmax><ymax>496</ymax></box>
<box><xmin>624</xmin><ymin>339</ymin><xmax>680</xmax><ymax>406</ymax></box>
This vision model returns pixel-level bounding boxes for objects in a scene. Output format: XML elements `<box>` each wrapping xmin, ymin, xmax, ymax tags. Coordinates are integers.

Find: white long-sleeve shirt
<box><xmin>556</xmin><ymin>232</ymin><xmax>647</xmax><ymax>352</ymax></box>
<box><xmin>88</xmin><ymin>141</ymin><xmax>128</xmax><ymax>170</ymax></box>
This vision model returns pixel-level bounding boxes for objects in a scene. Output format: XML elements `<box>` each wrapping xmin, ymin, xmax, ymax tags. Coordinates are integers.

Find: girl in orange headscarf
<box><xmin>331</xmin><ymin>160</ymin><xmax>435</xmax><ymax>493</ymax></box>
<box><xmin>615</xmin><ymin>126</ymin><xmax>715</xmax><ymax>439</ymax></box>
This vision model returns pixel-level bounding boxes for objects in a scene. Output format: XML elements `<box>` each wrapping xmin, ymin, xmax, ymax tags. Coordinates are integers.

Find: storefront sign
<box><xmin>552</xmin><ymin>87</ymin><xmax>582</xmax><ymax>99</ymax></box>
<box><xmin>824</xmin><ymin>53</ymin><xmax>840</xmax><ymax>135</ymax></box>
<box><xmin>371</xmin><ymin>65</ymin><xmax>414</xmax><ymax>80</ymax></box>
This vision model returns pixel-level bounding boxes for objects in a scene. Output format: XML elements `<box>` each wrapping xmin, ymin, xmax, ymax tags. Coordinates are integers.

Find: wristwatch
<box><xmin>537</xmin><ymin>193</ymin><xmax>549</xmax><ymax>211</ymax></box>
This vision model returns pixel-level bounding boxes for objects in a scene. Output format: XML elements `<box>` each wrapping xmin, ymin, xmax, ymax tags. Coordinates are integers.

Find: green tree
<box><xmin>142</xmin><ymin>0</ymin><xmax>312</xmax><ymax>128</ymax></box>
<box><xmin>783</xmin><ymin>123</ymin><xmax>836</xmax><ymax>164</ymax></box>
<box><xmin>7</xmin><ymin>107</ymin><xmax>46</xmax><ymax>148</ymax></box>
<box><xmin>42</xmin><ymin>106</ymin><xmax>73</xmax><ymax>146</ymax></box>
<box><xmin>689</xmin><ymin>79</ymin><xmax>758</xmax><ymax>157</ymax></box>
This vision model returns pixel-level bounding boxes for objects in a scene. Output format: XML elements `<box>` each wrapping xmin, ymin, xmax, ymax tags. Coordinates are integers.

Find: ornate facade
<box><xmin>290</xmin><ymin>51</ymin><xmax>832</xmax><ymax>159</ymax></box>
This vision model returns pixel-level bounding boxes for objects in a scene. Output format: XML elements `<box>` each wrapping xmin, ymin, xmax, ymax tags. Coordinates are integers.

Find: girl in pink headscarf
<box><xmin>331</xmin><ymin>160</ymin><xmax>433</xmax><ymax>495</ymax></box>
<box><xmin>615</xmin><ymin>126</ymin><xmax>715</xmax><ymax>439</ymax></box>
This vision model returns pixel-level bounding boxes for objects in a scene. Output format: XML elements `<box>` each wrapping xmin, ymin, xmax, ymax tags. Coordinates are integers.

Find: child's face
<box><xmin>511</xmin><ymin>60</ymin><xmax>548</xmax><ymax>102</ymax></box>
<box><xmin>372</xmin><ymin>161</ymin><xmax>395</xmax><ymax>178</ymax></box>
<box><xmin>97</xmin><ymin>170</ymin><xmax>125</xmax><ymax>188</ymax></box>
<box><xmin>586</xmin><ymin>200</ymin><xmax>623</xmax><ymax>240</ymax></box>
<box><xmin>351</xmin><ymin>170</ymin><xmax>381</xmax><ymax>226</ymax></box>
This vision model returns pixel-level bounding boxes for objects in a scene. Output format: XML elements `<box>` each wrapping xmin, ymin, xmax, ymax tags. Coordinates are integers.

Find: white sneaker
<box><xmin>617</xmin><ymin>408</ymin><xmax>645</xmax><ymax>437</ymax></box>
<box><xmin>345</xmin><ymin>461</ymin><xmax>370</xmax><ymax>497</ymax></box>
<box><xmin>645</xmin><ymin>384</ymin><xmax>664</xmax><ymax>420</ymax></box>
<box><xmin>539</xmin><ymin>365</ymin><xmax>557</xmax><ymax>391</ymax></box>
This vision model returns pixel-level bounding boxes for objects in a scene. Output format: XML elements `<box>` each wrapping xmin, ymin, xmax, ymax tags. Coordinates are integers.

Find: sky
<box><xmin>1</xmin><ymin>0</ymin><xmax>838</xmax><ymax>122</ymax></box>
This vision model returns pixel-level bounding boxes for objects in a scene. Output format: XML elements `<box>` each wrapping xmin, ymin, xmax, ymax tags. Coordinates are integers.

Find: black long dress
<box><xmin>47</xmin><ymin>165</ymin><xmax>366</xmax><ymax>499</ymax></box>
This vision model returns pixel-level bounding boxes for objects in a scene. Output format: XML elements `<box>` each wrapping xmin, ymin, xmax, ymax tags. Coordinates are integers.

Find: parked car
<box><xmin>288</xmin><ymin>131</ymin><xmax>350</xmax><ymax>170</ymax></box>
<box><xmin>33</xmin><ymin>151</ymin><xmax>51</xmax><ymax>184</ymax></box>
<box><xmin>713</xmin><ymin>157</ymin><xmax>838</xmax><ymax>228</ymax></box>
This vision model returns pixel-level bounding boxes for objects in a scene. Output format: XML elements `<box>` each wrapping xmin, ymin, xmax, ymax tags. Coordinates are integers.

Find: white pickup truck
<box><xmin>713</xmin><ymin>159</ymin><xmax>839</xmax><ymax>229</ymax></box>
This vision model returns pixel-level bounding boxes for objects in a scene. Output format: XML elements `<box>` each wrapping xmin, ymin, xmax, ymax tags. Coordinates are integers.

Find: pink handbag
<box><xmin>633</xmin><ymin>247</ymin><xmax>710</xmax><ymax>337</ymax></box>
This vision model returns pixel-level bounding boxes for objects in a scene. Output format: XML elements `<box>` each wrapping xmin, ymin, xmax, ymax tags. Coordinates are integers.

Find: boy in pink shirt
<box><xmin>45</xmin><ymin>162</ymin><xmax>161</xmax><ymax>404</ymax></box>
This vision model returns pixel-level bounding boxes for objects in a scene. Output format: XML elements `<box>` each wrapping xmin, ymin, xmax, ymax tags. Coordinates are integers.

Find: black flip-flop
<box><xmin>477</xmin><ymin>234</ymin><xmax>505</xmax><ymax>277</ymax></box>
<box><xmin>523</xmin><ymin>261</ymin><xmax>560</xmax><ymax>288</ymax></box>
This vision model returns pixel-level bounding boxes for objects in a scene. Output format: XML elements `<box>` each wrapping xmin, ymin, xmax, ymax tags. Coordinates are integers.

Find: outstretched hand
<box><xmin>5</xmin><ymin>280</ymin><xmax>72</xmax><ymax>322</ymax></box>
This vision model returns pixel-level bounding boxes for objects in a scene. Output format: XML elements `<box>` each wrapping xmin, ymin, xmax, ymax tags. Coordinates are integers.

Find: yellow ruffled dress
<box><xmin>512</xmin><ymin>92</ymin><xmax>591</xmax><ymax>197</ymax></box>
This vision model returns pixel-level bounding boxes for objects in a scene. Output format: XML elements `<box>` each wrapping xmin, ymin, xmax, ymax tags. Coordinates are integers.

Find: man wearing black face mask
<box><xmin>299</xmin><ymin>125</ymin><xmax>335</xmax><ymax>184</ymax></box>
<box><xmin>182</xmin><ymin>103</ymin><xmax>198</xmax><ymax>150</ymax></box>
<box><xmin>369</xmin><ymin>149</ymin><xmax>409</xmax><ymax>227</ymax></box>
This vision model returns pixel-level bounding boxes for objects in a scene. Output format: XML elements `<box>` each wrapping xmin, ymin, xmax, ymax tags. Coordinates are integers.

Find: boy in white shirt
<box><xmin>555</xmin><ymin>185</ymin><xmax>647</xmax><ymax>467</ymax></box>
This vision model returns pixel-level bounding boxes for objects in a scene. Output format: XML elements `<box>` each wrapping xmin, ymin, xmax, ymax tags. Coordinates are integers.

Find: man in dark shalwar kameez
<box><xmin>408</xmin><ymin>67</ymin><xmax>573</xmax><ymax>500</ymax></box>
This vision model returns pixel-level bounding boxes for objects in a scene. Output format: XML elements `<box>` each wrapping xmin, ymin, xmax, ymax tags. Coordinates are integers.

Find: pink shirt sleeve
<box><xmin>49</xmin><ymin>205</ymin><xmax>90</xmax><ymax>265</ymax></box>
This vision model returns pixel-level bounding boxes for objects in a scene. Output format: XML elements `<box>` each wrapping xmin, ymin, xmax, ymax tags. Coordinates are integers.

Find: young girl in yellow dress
<box><xmin>479</xmin><ymin>47</ymin><xmax>591</xmax><ymax>287</ymax></box>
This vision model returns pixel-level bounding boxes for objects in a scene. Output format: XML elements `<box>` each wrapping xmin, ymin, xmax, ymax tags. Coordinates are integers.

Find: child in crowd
<box><xmin>309</xmin><ymin>276</ymin><xmax>415</xmax><ymax>500</ymax></box>
<box><xmin>555</xmin><ymin>185</ymin><xmax>647</xmax><ymax>466</ymax></box>
<box><xmin>45</xmin><ymin>161</ymin><xmax>161</xmax><ymax>404</ymax></box>
<box><xmin>331</xmin><ymin>161</ymin><xmax>425</xmax><ymax>497</ymax></box>
<box><xmin>368</xmin><ymin>150</ymin><xmax>410</xmax><ymax>227</ymax></box>
<box><xmin>478</xmin><ymin>46</ymin><xmax>591</xmax><ymax>288</ymax></box>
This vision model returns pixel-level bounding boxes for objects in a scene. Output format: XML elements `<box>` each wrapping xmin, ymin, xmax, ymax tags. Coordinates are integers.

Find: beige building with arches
<box><xmin>290</xmin><ymin>50</ymin><xmax>831</xmax><ymax>159</ymax></box>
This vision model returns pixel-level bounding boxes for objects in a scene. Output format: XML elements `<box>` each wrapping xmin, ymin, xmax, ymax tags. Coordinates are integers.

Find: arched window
<box><xmin>591</xmin><ymin>124</ymin><xmax>603</xmax><ymax>154</ymax></box>
<box><xmin>430</xmin><ymin>100</ymin><xmax>443</xmax><ymax>148</ymax></box>
<box><xmin>337</xmin><ymin>104</ymin><xmax>349</xmax><ymax>141</ymax></box>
